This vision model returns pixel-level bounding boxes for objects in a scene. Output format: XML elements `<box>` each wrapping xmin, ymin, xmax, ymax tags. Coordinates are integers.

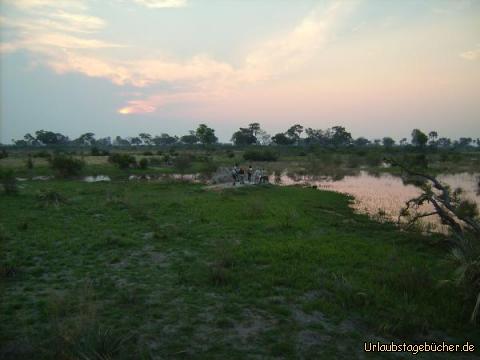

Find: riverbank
<box><xmin>1</xmin><ymin>180</ymin><xmax>478</xmax><ymax>359</ymax></box>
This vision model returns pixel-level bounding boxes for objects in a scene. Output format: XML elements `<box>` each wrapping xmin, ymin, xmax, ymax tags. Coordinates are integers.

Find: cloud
<box><xmin>1</xmin><ymin>0</ymin><xmax>355</xmax><ymax>114</ymax></box>
<box><xmin>0</xmin><ymin>1</ymin><xmax>116</xmax><ymax>53</ymax></box>
<box><xmin>241</xmin><ymin>1</ymin><xmax>351</xmax><ymax>82</ymax></box>
<box><xmin>133</xmin><ymin>0</ymin><xmax>187</xmax><ymax>8</ymax></box>
<box><xmin>460</xmin><ymin>48</ymin><xmax>480</xmax><ymax>61</ymax></box>
<box><xmin>4</xmin><ymin>0</ymin><xmax>87</xmax><ymax>10</ymax></box>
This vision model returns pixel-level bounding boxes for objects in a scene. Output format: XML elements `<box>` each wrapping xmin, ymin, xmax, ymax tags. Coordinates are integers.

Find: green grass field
<box><xmin>1</xmin><ymin>179</ymin><xmax>478</xmax><ymax>359</ymax></box>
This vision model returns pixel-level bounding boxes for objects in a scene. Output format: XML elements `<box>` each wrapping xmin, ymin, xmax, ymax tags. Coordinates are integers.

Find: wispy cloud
<box><xmin>0</xmin><ymin>1</ymin><xmax>117</xmax><ymax>54</ymax></box>
<box><xmin>4</xmin><ymin>0</ymin><xmax>87</xmax><ymax>10</ymax></box>
<box><xmin>133</xmin><ymin>0</ymin><xmax>187</xmax><ymax>9</ymax></box>
<box><xmin>460</xmin><ymin>47</ymin><xmax>480</xmax><ymax>61</ymax></box>
<box><xmin>1</xmin><ymin>0</ymin><xmax>355</xmax><ymax>114</ymax></box>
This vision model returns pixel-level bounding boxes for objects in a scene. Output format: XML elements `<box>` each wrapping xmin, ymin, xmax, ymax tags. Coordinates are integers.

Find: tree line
<box><xmin>9</xmin><ymin>123</ymin><xmax>480</xmax><ymax>149</ymax></box>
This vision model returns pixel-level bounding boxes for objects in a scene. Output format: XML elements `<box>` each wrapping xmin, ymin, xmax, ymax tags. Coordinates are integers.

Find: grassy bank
<box><xmin>1</xmin><ymin>181</ymin><xmax>478</xmax><ymax>359</ymax></box>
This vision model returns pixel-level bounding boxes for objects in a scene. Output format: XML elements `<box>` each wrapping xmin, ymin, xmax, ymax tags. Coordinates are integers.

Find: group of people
<box><xmin>231</xmin><ymin>164</ymin><xmax>269</xmax><ymax>186</ymax></box>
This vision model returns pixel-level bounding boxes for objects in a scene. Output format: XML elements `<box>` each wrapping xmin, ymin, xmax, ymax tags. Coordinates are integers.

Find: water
<box><xmin>273</xmin><ymin>171</ymin><xmax>480</xmax><ymax>231</ymax></box>
<box><xmin>84</xmin><ymin>175</ymin><xmax>111</xmax><ymax>182</ymax></box>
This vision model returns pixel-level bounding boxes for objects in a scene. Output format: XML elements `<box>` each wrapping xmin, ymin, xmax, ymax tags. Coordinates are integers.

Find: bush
<box><xmin>0</xmin><ymin>168</ymin><xmax>18</xmax><ymax>195</ymax></box>
<box><xmin>243</xmin><ymin>149</ymin><xmax>278</xmax><ymax>162</ymax></box>
<box><xmin>32</xmin><ymin>150</ymin><xmax>52</xmax><ymax>159</ymax></box>
<box><xmin>108</xmin><ymin>154</ymin><xmax>137</xmax><ymax>169</ymax></box>
<box><xmin>0</xmin><ymin>149</ymin><xmax>8</xmax><ymax>159</ymax></box>
<box><xmin>90</xmin><ymin>147</ymin><xmax>110</xmax><ymax>156</ymax></box>
<box><xmin>139</xmin><ymin>158</ymin><xmax>149</xmax><ymax>169</ymax></box>
<box><xmin>50</xmin><ymin>155</ymin><xmax>85</xmax><ymax>178</ymax></box>
<box><xmin>147</xmin><ymin>157</ymin><xmax>163</xmax><ymax>166</ymax></box>
<box><xmin>36</xmin><ymin>189</ymin><xmax>68</xmax><ymax>208</ymax></box>
<box><xmin>365</xmin><ymin>153</ymin><xmax>382</xmax><ymax>167</ymax></box>
<box><xmin>198</xmin><ymin>159</ymin><xmax>217</xmax><ymax>177</ymax></box>
<box><xmin>26</xmin><ymin>156</ymin><xmax>34</xmax><ymax>170</ymax></box>
<box><xmin>142</xmin><ymin>151</ymin><xmax>154</xmax><ymax>156</ymax></box>
<box><xmin>173</xmin><ymin>154</ymin><xmax>193</xmax><ymax>174</ymax></box>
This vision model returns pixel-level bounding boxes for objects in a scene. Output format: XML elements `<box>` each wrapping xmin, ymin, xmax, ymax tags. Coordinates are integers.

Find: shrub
<box><xmin>365</xmin><ymin>153</ymin><xmax>382</xmax><ymax>167</ymax></box>
<box><xmin>36</xmin><ymin>189</ymin><xmax>68</xmax><ymax>208</ymax></box>
<box><xmin>226</xmin><ymin>150</ymin><xmax>235</xmax><ymax>158</ymax></box>
<box><xmin>243</xmin><ymin>149</ymin><xmax>278</xmax><ymax>162</ymax></box>
<box><xmin>90</xmin><ymin>147</ymin><xmax>110</xmax><ymax>156</ymax></box>
<box><xmin>148</xmin><ymin>157</ymin><xmax>163</xmax><ymax>166</ymax></box>
<box><xmin>173</xmin><ymin>154</ymin><xmax>193</xmax><ymax>174</ymax></box>
<box><xmin>26</xmin><ymin>156</ymin><xmax>34</xmax><ymax>170</ymax></box>
<box><xmin>139</xmin><ymin>158</ymin><xmax>149</xmax><ymax>169</ymax></box>
<box><xmin>142</xmin><ymin>151</ymin><xmax>153</xmax><ymax>156</ymax></box>
<box><xmin>198</xmin><ymin>159</ymin><xmax>217</xmax><ymax>177</ymax></box>
<box><xmin>108</xmin><ymin>153</ymin><xmax>137</xmax><ymax>169</ymax></box>
<box><xmin>0</xmin><ymin>168</ymin><xmax>18</xmax><ymax>195</ymax></box>
<box><xmin>0</xmin><ymin>149</ymin><xmax>8</xmax><ymax>159</ymax></box>
<box><xmin>32</xmin><ymin>150</ymin><xmax>52</xmax><ymax>159</ymax></box>
<box><xmin>50</xmin><ymin>155</ymin><xmax>85</xmax><ymax>177</ymax></box>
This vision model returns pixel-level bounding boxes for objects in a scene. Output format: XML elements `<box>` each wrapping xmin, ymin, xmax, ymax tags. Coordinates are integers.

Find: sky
<box><xmin>0</xmin><ymin>0</ymin><xmax>479</xmax><ymax>143</ymax></box>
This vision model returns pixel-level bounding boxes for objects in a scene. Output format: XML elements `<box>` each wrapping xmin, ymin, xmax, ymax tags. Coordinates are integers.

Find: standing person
<box><xmin>254</xmin><ymin>168</ymin><xmax>261</xmax><ymax>184</ymax></box>
<box><xmin>247</xmin><ymin>165</ymin><xmax>253</xmax><ymax>183</ymax></box>
<box><xmin>239</xmin><ymin>167</ymin><xmax>245</xmax><ymax>184</ymax></box>
<box><xmin>232</xmin><ymin>164</ymin><xmax>238</xmax><ymax>186</ymax></box>
<box><xmin>260</xmin><ymin>168</ymin><xmax>269</xmax><ymax>184</ymax></box>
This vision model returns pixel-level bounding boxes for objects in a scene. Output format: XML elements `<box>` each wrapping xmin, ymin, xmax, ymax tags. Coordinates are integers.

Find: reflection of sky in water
<box><xmin>273</xmin><ymin>171</ymin><xmax>480</xmax><ymax>231</ymax></box>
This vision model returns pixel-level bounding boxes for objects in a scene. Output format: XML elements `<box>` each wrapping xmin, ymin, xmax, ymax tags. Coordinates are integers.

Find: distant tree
<box><xmin>248</xmin><ymin>123</ymin><xmax>261</xmax><ymax>138</ymax></box>
<box><xmin>411</xmin><ymin>129</ymin><xmax>428</xmax><ymax>148</ymax></box>
<box><xmin>129</xmin><ymin>137</ymin><xmax>142</xmax><ymax>146</ymax></box>
<box><xmin>428</xmin><ymin>131</ymin><xmax>438</xmax><ymax>146</ymax></box>
<box><xmin>399</xmin><ymin>138</ymin><xmax>408</xmax><ymax>146</ymax></box>
<box><xmin>231</xmin><ymin>127</ymin><xmax>257</xmax><ymax>145</ymax></box>
<box><xmin>354</xmin><ymin>137</ymin><xmax>370</xmax><ymax>147</ymax></box>
<box><xmin>114</xmin><ymin>136</ymin><xmax>130</xmax><ymax>146</ymax></box>
<box><xmin>24</xmin><ymin>133</ymin><xmax>39</xmax><ymax>146</ymax></box>
<box><xmin>139</xmin><ymin>133</ymin><xmax>153</xmax><ymax>146</ymax></box>
<box><xmin>373</xmin><ymin>139</ymin><xmax>381</xmax><ymax>146</ymax></box>
<box><xmin>96</xmin><ymin>137</ymin><xmax>112</xmax><ymax>147</ymax></box>
<box><xmin>437</xmin><ymin>137</ymin><xmax>451</xmax><ymax>148</ymax></box>
<box><xmin>305</xmin><ymin>128</ymin><xmax>338</xmax><ymax>146</ymax></box>
<box><xmin>382</xmin><ymin>137</ymin><xmax>395</xmax><ymax>148</ymax></box>
<box><xmin>286</xmin><ymin>124</ymin><xmax>304</xmax><ymax>144</ymax></box>
<box><xmin>180</xmin><ymin>131</ymin><xmax>198</xmax><ymax>145</ymax></box>
<box><xmin>331</xmin><ymin>126</ymin><xmax>352</xmax><ymax>147</ymax></box>
<box><xmin>305</xmin><ymin>128</ymin><xmax>325</xmax><ymax>145</ymax></box>
<box><xmin>13</xmin><ymin>139</ymin><xmax>28</xmax><ymax>147</ymax></box>
<box><xmin>256</xmin><ymin>129</ymin><xmax>271</xmax><ymax>145</ymax></box>
<box><xmin>74</xmin><ymin>132</ymin><xmax>95</xmax><ymax>146</ymax></box>
<box><xmin>196</xmin><ymin>124</ymin><xmax>218</xmax><ymax>145</ymax></box>
<box><xmin>35</xmin><ymin>130</ymin><xmax>69</xmax><ymax>145</ymax></box>
<box><xmin>271</xmin><ymin>133</ymin><xmax>294</xmax><ymax>145</ymax></box>
<box><xmin>457</xmin><ymin>137</ymin><xmax>473</xmax><ymax>148</ymax></box>
<box><xmin>153</xmin><ymin>133</ymin><xmax>178</xmax><ymax>146</ymax></box>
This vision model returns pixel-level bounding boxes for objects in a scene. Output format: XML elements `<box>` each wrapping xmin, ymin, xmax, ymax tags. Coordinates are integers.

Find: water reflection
<box><xmin>272</xmin><ymin>171</ymin><xmax>480</xmax><ymax>231</ymax></box>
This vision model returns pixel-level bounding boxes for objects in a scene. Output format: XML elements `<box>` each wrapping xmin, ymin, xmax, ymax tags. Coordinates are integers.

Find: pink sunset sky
<box><xmin>0</xmin><ymin>0</ymin><xmax>479</xmax><ymax>142</ymax></box>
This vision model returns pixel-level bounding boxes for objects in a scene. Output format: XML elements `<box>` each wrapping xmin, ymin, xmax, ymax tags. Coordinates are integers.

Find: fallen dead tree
<box><xmin>387</xmin><ymin>158</ymin><xmax>480</xmax><ymax>323</ymax></box>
